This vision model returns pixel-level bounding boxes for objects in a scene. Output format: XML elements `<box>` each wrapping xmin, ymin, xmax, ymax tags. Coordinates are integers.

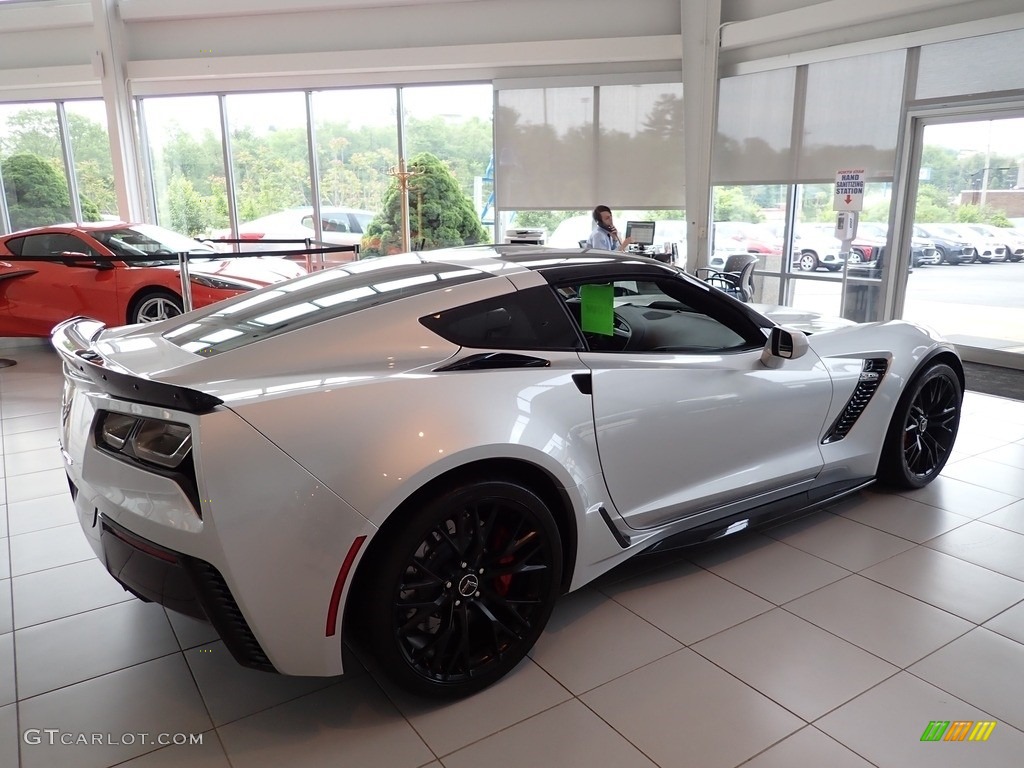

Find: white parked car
<box><xmin>964</xmin><ymin>223</ymin><xmax>1024</xmax><ymax>263</ymax></box>
<box><xmin>54</xmin><ymin>246</ymin><xmax>962</xmax><ymax>699</ymax></box>
<box><xmin>224</xmin><ymin>206</ymin><xmax>376</xmax><ymax>262</ymax></box>
<box><xmin>792</xmin><ymin>223</ymin><xmax>847</xmax><ymax>271</ymax></box>
<box><xmin>941</xmin><ymin>223</ymin><xmax>1006</xmax><ymax>263</ymax></box>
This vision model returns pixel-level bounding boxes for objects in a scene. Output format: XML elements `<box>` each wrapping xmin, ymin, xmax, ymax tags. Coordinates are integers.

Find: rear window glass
<box><xmin>163</xmin><ymin>254</ymin><xmax>491</xmax><ymax>357</ymax></box>
<box><xmin>4</xmin><ymin>236</ymin><xmax>26</xmax><ymax>256</ymax></box>
<box><xmin>420</xmin><ymin>286</ymin><xmax>581</xmax><ymax>350</ymax></box>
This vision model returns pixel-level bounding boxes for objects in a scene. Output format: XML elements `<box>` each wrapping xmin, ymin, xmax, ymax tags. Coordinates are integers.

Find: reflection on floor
<box><xmin>3</xmin><ymin>346</ymin><xmax>1024</xmax><ymax>768</ymax></box>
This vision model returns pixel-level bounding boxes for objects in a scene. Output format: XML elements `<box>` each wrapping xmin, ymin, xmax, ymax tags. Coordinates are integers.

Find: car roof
<box><xmin>0</xmin><ymin>221</ymin><xmax>133</xmax><ymax>238</ymax></box>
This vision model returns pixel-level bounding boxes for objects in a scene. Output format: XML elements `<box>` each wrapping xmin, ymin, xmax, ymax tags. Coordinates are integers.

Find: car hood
<box><xmin>751</xmin><ymin>304</ymin><xmax>857</xmax><ymax>333</ymax></box>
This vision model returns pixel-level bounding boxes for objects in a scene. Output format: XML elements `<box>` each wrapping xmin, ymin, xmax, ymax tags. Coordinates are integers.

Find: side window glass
<box><xmin>557</xmin><ymin>276</ymin><xmax>759</xmax><ymax>353</ymax></box>
<box><xmin>20</xmin><ymin>234</ymin><xmax>93</xmax><ymax>258</ymax></box>
<box><xmin>420</xmin><ymin>286</ymin><xmax>581</xmax><ymax>350</ymax></box>
<box><xmin>53</xmin><ymin>234</ymin><xmax>93</xmax><ymax>255</ymax></box>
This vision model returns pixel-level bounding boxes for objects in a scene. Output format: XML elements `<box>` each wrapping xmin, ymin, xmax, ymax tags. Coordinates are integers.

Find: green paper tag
<box><xmin>579</xmin><ymin>284</ymin><xmax>614</xmax><ymax>336</ymax></box>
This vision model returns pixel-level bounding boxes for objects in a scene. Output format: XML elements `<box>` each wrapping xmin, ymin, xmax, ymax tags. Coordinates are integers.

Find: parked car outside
<box><xmin>964</xmin><ymin>223</ymin><xmax>1024</xmax><ymax>263</ymax></box>
<box><xmin>940</xmin><ymin>223</ymin><xmax>1005</xmax><ymax>263</ymax></box>
<box><xmin>792</xmin><ymin>223</ymin><xmax>847</xmax><ymax>271</ymax></box>
<box><xmin>220</xmin><ymin>206</ymin><xmax>376</xmax><ymax>263</ymax></box>
<box><xmin>712</xmin><ymin>221</ymin><xmax>783</xmax><ymax>256</ymax></box>
<box><xmin>913</xmin><ymin>224</ymin><xmax>976</xmax><ymax>265</ymax></box>
<box><xmin>55</xmin><ymin>244</ymin><xmax>963</xmax><ymax>699</ymax></box>
<box><xmin>0</xmin><ymin>222</ymin><xmax>304</xmax><ymax>337</ymax></box>
<box><xmin>858</xmin><ymin>221</ymin><xmax>938</xmax><ymax>267</ymax></box>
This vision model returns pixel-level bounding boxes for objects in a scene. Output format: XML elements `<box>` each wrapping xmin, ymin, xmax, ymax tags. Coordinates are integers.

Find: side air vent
<box><xmin>822</xmin><ymin>358</ymin><xmax>889</xmax><ymax>444</ymax></box>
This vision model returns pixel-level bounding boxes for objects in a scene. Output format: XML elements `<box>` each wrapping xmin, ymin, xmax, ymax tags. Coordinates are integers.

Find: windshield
<box><xmin>93</xmin><ymin>225</ymin><xmax>218</xmax><ymax>264</ymax></box>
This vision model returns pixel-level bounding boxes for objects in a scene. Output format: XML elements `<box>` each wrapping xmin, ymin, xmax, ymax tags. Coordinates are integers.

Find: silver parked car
<box><xmin>54</xmin><ymin>245</ymin><xmax>963</xmax><ymax>699</ymax></box>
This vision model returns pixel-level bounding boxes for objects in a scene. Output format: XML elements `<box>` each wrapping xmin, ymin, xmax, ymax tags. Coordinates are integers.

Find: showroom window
<box><xmin>712</xmin><ymin>51</ymin><xmax>905</xmax><ymax>317</ymax></box>
<box><xmin>312</xmin><ymin>87</ymin><xmax>398</xmax><ymax>219</ymax></box>
<box><xmin>138</xmin><ymin>95</ymin><xmax>229</xmax><ymax>236</ymax></box>
<box><xmin>225</xmin><ymin>91</ymin><xmax>312</xmax><ymax>228</ymax></box>
<box><xmin>402</xmin><ymin>84</ymin><xmax>493</xmax><ymax>229</ymax></box>
<box><xmin>64</xmin><ymin>100</ymin><xmax>116</xmax><ymax>219</ymax></box>
<box><xmin>0</xmin><ymin>102</ymin><xmax>73</xmax><ymax>231</ymax></box>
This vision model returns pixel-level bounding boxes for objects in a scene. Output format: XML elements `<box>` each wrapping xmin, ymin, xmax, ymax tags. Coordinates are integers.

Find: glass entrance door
<box><xmin>900</xmin><ymin>113</ymin><xmax>1024</xmax><ymax>369</ymax></box>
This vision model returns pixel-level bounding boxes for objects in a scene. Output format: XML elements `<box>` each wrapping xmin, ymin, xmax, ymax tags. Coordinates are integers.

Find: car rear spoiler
<box><xmin>52</xmin><ymin>317</ymin><xmax>223</xmax><ymax>414</ymax></box>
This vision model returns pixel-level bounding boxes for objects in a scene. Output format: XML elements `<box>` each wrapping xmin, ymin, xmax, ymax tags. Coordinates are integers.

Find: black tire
<box><xmin>360</xmin><ymin>479</ymin><xmax>562</xmax><ymax>698</ymax></box>
<box><xmin>879</xmin><ymin>362</ymin><xmax>962</xmax><ymax>489</ymax></box>
<box><xmin>129</xmin><ymin>289</ymin><xmax>183</xmax><ymax>324</ymax></box>
<box><xmin>798</xmin><ymin>251</ymin><xmax>819</xmax><ymax>272</ymax></box>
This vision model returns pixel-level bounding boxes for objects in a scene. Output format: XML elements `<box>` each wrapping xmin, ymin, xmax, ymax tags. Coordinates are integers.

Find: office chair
<box><xmin>696</xmin><ymin>253</ymin><xmax>758</xmax><ymax>302</ymax></box>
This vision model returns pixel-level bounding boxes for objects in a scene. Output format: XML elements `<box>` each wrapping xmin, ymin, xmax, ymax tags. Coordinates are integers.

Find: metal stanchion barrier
<box><xmin>178</xmin><ymin>252</ymin><xmax>194</xmax><ymax>312</ymax></box>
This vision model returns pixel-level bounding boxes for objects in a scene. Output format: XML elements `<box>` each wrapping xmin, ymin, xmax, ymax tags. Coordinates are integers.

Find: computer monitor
<box><xmin>625</xmin><ymin>220</ymin><xmax>656</xmax><ymax>248</ymax></box>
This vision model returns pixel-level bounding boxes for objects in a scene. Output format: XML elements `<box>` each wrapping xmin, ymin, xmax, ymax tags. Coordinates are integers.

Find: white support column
<box><xmin>680</xmin><ymin>0</ymin><xmax>722</xmax><ymax>275</ymax></box>
<box><xmin>91</xmin><ymin>0</ymin><xmax>144</xmax><ymax>221</ymax></box>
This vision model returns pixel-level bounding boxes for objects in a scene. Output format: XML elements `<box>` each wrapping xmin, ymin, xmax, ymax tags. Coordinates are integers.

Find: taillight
<box><xmin>239</xmin><ymin>232</ymin><xmax>265</xmax><ymax>240</ymax></box>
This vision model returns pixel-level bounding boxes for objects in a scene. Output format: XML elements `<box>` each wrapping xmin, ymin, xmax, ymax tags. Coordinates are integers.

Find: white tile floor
<box><xmin>3</xmin><ymin>345</ymin><xmax>1024</xmax><ymax>767</ymax></box>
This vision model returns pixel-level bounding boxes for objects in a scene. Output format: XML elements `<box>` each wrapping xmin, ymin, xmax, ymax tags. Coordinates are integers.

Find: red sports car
<box><xmin>0</xmin><ymin>222</ymin><xmax>305</xmax><ymax>337</ymax></box>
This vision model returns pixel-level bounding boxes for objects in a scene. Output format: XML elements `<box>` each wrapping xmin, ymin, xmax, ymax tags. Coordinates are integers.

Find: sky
<box><xmin>924</xmin><ymin>117</ymin><xmax>1024</xmax><ymax>158</ymax></box>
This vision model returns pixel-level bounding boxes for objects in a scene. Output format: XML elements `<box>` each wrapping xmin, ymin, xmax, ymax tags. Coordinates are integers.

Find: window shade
<box><xmin>917</xmin><ymin>28</ymin><xmax>1024</xmax><ymax>101</ymax></box>
<box><xmin>798</xmin><ymin>50</ymin><xmax>906</xmax><ymax>182</ymax></box>
<box><xmin>495</xmin><ymin>82</ymin><xmax>684</xmax><ymax>209</ymax></box>
<box><xmin>713</xmin><ymin>68</ymin><xmax>795</xmax><ymax>184</ymax></box>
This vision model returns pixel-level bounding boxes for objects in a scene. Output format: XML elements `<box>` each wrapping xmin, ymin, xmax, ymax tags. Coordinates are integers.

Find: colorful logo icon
<box><xmin>921</xmin><ymin>721</ymin><xmax>997</xmax><ymax>742</ymax></box>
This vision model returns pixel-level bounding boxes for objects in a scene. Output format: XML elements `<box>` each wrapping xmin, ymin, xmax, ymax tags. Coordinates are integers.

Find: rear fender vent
<box><xmin>822</xmin><ymin>358</ymin><xmax>889</xmax><ymax>444</ymax></box>
<box><xmin>183</xmin><ymin>558</ymin><xmax>276</xmax><ymax>672</ymax></box>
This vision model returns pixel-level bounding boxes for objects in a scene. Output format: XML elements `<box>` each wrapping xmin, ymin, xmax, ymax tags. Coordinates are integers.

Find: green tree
<box><xmin>954</xmin><ymin>203</ymin><xmax>1011</xmax><ymax>226</ymax></box>
<box><xmin>714</xmin><ymin>186</ymin><xmax>763</xmax><ymax>222</ymax></box>
<box><xmin>363</xmin><ymin>152</ymin><xmax>489</xmax><ymax>256</ymax></box>
<box><xmin>913</xmin><ymin>183</ymin><xmax>955</xmax><ymax>223</ymax></box>
<box><xmin>2</xmin><ymin>152</ymin><xmax>100</xmax><ymax>229</ymax></box>
<box><xmin>166</xmin><ymin>174</ymin><xmax>210</xmax><ymax>235</ymax></box>
<box><xmin>1</xmin><ymin>108</ymin><xmax>116</xmax><ymax>216</ymax></box>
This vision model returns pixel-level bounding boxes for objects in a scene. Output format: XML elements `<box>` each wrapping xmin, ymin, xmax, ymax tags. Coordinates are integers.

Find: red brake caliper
<box><xmin>491</xmin><ymin>526</ymin><xmax>514</xmax><ymax>596</ymax></box>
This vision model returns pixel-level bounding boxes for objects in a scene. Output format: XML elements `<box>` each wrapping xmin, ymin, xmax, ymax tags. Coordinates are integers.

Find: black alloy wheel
<box><xmin>879</xmin><ymin>363</ymin><xmax>962</xmax><ymax>489</ymax></box>
<box><xmin>361</xmin><ymin>480</ymin><xmax>562</xmax><ymax>698</ymax></box>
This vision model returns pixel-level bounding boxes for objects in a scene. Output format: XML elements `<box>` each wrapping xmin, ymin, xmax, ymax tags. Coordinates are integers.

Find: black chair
<box><xmin>696</xmin><ymin>253</ymin><xmax>758</xmax><ymax>302</ymax></box>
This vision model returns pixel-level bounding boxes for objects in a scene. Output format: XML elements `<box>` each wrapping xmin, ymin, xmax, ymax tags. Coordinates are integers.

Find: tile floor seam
<box><xmin>11</xmin><ymin>647</ymin><xmax>186</xmax><ymax>705</ymax></box>
<box><xmin>773</xmin><ymin>598</ymin><xmax>979</xmax><ymax>673</ymax></box>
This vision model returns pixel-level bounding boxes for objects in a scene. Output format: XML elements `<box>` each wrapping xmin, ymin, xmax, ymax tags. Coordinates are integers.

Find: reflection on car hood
<box><xmin>162</xmin><ymin>256</ymin><xmax>306</xmax><ymax>285</ymax></box>
<box><xmin>751</xmin><ymin>304</ymin><xmax>858</xmax><ymax>333</ymax></box>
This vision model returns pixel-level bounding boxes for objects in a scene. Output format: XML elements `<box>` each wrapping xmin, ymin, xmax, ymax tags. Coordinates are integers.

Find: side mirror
<box><xmin>761</xmin><ymin>325</ymin><xmax>809</xmax><ymax>368</ymax></box>
<box><xmin>59</xmin><ymin>251</ymin><xmax>115</xmax><ymax>270</ymax></box>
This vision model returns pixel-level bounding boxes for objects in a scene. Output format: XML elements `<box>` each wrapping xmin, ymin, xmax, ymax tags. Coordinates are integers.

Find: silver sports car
<box><xmin>53</xmin><ymin>246</ymin><xmax>962</xmax><ymax>698</ymax></box>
